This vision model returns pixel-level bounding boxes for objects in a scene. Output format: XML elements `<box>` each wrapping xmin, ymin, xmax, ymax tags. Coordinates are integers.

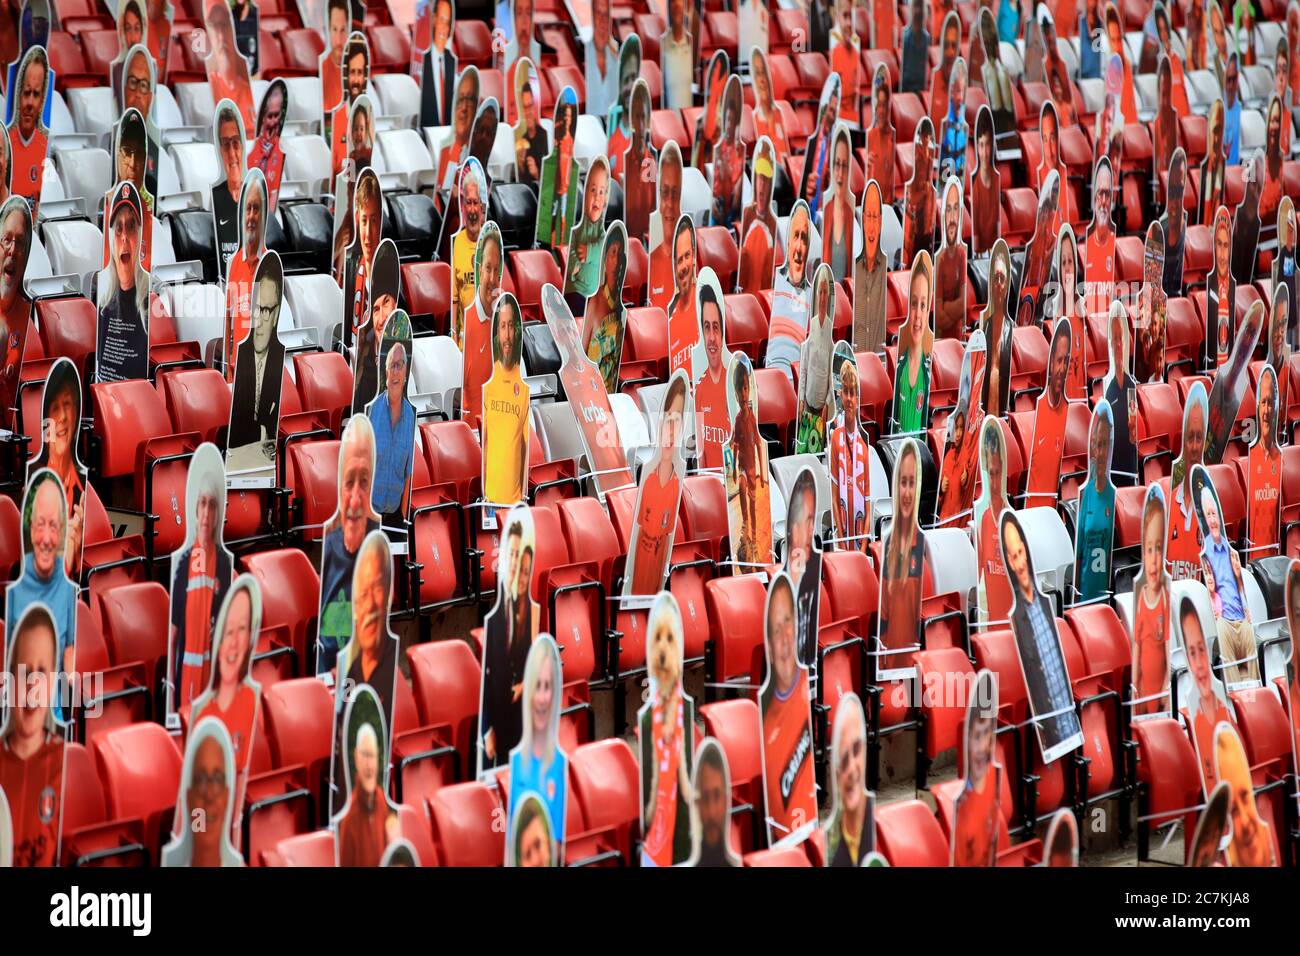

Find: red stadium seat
<box><xmin>875</xmin><ymin>799</ymin><xmax>950</xmax><ymax>866</ymax></box>
<box><xmin>1132</xmin><ymin>717</ymin><xmax>1204</xmax><ymax>863</ymax></box>
<box><xmin>293</xmin><ymin>351</ymin><xmax>353</xmax><ymax>435</ymax></box>
<box><xmin>406</xmin><ymin>638</ymin><xmax>481</xmax><ymax>777</ymax></box>
<box><xmin>402</xmin><ymin>261</ymin><xmax>452</xmax><ymax>331</ymax></box>
<box><xmin>453</xmin><ymin>19</ymin><xmax>494</xmax><ymax>67</ymax></box>
<box><xmin>96</xmin><ymin>581</ymin><xmax>170</xmax><ymax>716</ymax></box>
<box><xmin>262</xmin><ymin>677</ymin><xmax>335</xmax><ymax>811</ymax></box>
<box><xmin>92</xmin><ymin>722</ymin><xmax>183</xmax><ymax>861</ymax></box>
<box><xmin>429</xmin><ymin>781</ymin><xmax>504</xmax><ymax>866</ymax></box>
<box><xmin>241</xmin><ymin>547</ymin><xmax>321</xmax><ymax>672</ymax></box>
<box><xmin>157</xmin><ymin>367</ymin><xmax>232</xmax><ymax>446</ymax></box>
<box><xmin>284</xmin><ymin>439</ymin><xmax>340</xmax><ymax>541</ymax></box>
<box><xmin>704</xmin><ymin>573</ymin><xmax>767</xmax><ymax>685</ymax></box>
<box><xmin>568</xmin><ymin>738</ymin><xmax>640</xmax><ymax>864</ymax></box>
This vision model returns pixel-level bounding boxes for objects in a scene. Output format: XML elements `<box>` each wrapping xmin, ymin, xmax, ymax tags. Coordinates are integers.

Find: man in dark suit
<box><xmin>229</xmin><ymin>256</ymin><xmax>285</xmax><ymax>452</ymax></box>
<box><xmin>419</xmin><ymin>0</ymin><xmax>457</xmax><ymax>128</ymax></box>
<box><xmin>1001</xmin><ymin>512</ymin><xmax>1081</xmax><ymax>760</ymax></box>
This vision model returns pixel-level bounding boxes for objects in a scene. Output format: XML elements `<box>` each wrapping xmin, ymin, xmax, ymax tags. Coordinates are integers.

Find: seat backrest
<box><xmin>406</xmin><ymin>638</ymin><xmax>480</xmax><ymax>761</ymax></box>
<box><xmin>569</xmin><ymin>738</ymin><xmax>640</xmax><ymax>836</ymax></box>
<box><xmin>876</xmin><ymin>798</ymin><xmax>951</xmax><ymax>866</ymax></box>
<box><xmin>699</xmin><ymin>698</ymin><xmax>762</xmax><ymax>789</ymax></box>
<box><xmin>274</xmin><ymin>829</ymin><xmax>335</xmax><ymax>866</ymax></box>
<box><xmin>93</xmin><ymin>722</ymin><xmax>183</xmax><ymax>823</ymax></box>
<box><xmin>241</xmin><ymin>547</ymin><xmax>321</xmax><ymax>657</ymax></box>
<box><xmin>262</xmin><ymin>677</ymin><xmax>335</xmax><ymax>769</ymax></box>
<box><xmin>90</xmin><ymin>379</ymin><xmax>173</xmax><ymax>479</ymax></box>
<box><xmin>97</xmin><ymin>580</ymin><xmax>169</xmax><ymax>671</ymax></box>
<box><xmin>704</xmin><ymin>573</ymin><xmax>767</xmax><ymax>681</ymax></box>
<box><xmin>429</xmin><ymin>781</ymin><xmax>503</xmax><ymax>867</ymax></box>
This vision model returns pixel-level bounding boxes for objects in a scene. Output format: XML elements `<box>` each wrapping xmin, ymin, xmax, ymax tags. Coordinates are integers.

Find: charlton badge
<box><xmin>38</xmin><ymin>785</ymin><xmax>56</xmax><ymax>824</ymax></box>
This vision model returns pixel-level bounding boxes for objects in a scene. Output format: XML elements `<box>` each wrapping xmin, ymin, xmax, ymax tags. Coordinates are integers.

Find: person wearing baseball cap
<box><xmin>95</xmin><ymin>182</ymin><xmax>150</xmax><ymax>383</ymax></box>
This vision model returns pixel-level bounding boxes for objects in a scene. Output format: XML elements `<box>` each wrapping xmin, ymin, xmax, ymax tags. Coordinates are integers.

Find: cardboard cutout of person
<box><xmin>1199</xmin><ymin>99</ymin><xmax>1227</xmax><ymax>226</ymax></box>
<box><xmin>351</xmin><ymin>237</ymin><xmax>400</xmax><ymax>415</ymax></box>
<box><xmin>785</xmin><ymin>465</ymin><xmax>823</xmax><ymax>669</ymax></box>
<box><xmin>0</xmin><ymin>193</ymin><xmax>30</xmax><ymax>431</ymax></box>
<box><xmin>564</xmin><ymin>156</ymin><xmax>611</xmax><ymax>298</ymax></box>
<box><xmin>648</xmin><ymin>140</ymin><xmax>683</xmax><ymax>311</ymax></box>
<box><xmin>819</xmin><ymin>692</ymin><xmax>876</xmax><ymax>865</ymax></box>
<box><xmin>3</xmin><ymin>43</ymin><xmax>47</xmax><ymax>215</ymax></box>
<box><xmin>622</xmin><ymin>78</ymin><xmax>653</xmax><ymax>245</ymax></box>
<box><xmin>794</xmin><ymin>263</ymin><xmax>835</xmax><ymax>455</ymax></box>
<box><xmin>544</xmin><ymin>283</ymin><xmax>634</xmax><ymax>497</ymax></box>
<box><xmin>938</xmin><ymin>59</ymin><xmax>969</xmax><ymax>187</ymax></box>
<box><xmin>1266</xmin><ymin>284</ymin><xmax>1291</xmax><ymax>432</ymax></box>
<box><xmin>328</xmin><ymin>31</ymin><xmax>368</xmax><ymax>178</ymax></box>
<box><xmin>250</xmin><ymin>78</ymin><xmax>286</xmax><ymax>213</ymax></box>
<box><xmin>318</xmin><ymin>0</ymin><xmax>351</xmax><ymax>127</ymax></box>
<box><xmin>799</xmin><ymin>73</ymin><xmax>843</xmax><ymax>217</ymax></box>
<box><xmin>225</xmin><ymin>251</ymin><xmax>283</xmax><ymax>478</ymax></box>
<box><xmin>853</xmin><ymin>179</ymin><xmax>888</xmax><ymax>352</ymax></box>
<box><xmin>223</xmin><ymin>167</ymin><xmax>267</xmax><ymax>379</ymax></box>
<box><xmin>1231</xmin><ymin>150</ymin><xmax>1263</xmax><ymax>286</ymax></box>
<box><xmin>970</xmin><ymin>106</ymin><xmax>999</xmax><ymax>256</ymax></box>
<box><xmin>316</xmin><ymin>415</ymin><xmax>381</xmax><ymax>677</ymax></box>
<box><xmin>1102</xmin><ymin>1</ymin><xmax>1136</xmax><ymax>121</ymax></box>
<box><xmin>6</xmin><ymin>468</ymin><xmax>76</xmax><ymax>705</ymax></box>
<box><xmin>433</xmin><ymin>65</ymin><xmax>479</xmax><ymax>191</ymax></box>
<box><xmin>227</xmin><ymin>0</ymin><xmax>259</xmax><ymax>76</ymax></box>
<box><xmin>1042</xmin><ymin>807</ymin><xmax>1079</xmax><ymax>866</ymax></box>
<box><xmin>1048</xmin><ymin>225</ymin><xmax>1087</xmax><ymax>401</ymax></box>
<box><xmin>584</xmin><ymin>0</ymin><xmax>618</xmax><ymax>121</ymax></box>
<box><xmin>902</xmin><ymin>117</ymin><xmax>937</xmax><ymax>266</ymax></box>
<box><xmin>623</xmin><ymin>370</ymin><xmax>688</xmax><ymax>601</ymax></box>
<box><xmin>187</xmin><ymin>574</ymin><xmax>261</xmax><ymax>848</ymax></box>
<box><xmin>767</xmin><ymin>199</ymin><xmax>813</xmax><ymax>382</ymax></box>
<box><xmin>580</xmin><ymin>221</ymin><xmax>628</xmax><ymax>395</ymax></box>
<box><xmin>1191</xmin><ymin>464</ymin><xmax>1258</xmax><ymax>687</ymax></box>
<box><xmin>379</xmin><ymin>838</ymin><xmax>419</xmax><ymax>867</ymax></box>
<box><xmin>710</xmin><ymin>75</ymin><xmax>745</xmax><ymax>231</ymax></box>
<box><xmin>1214</xmin><ymin>721</ymin><xmax>1277</xmax><ymax>866</ymax></box>
<box><xmin>451</xmin><ymin>157</ymin><xmax>488</xmax><ymax>348</ymax></box>
<box><xmin>1072</xmin><ymin>409</ymin><xmax>1113</xmax><ymax>599</ymax></box>
<box><xmin>1024</xmin><ymin>4</ymin><xmax>1048</xmax><ymax>83</ymax></box>
<box><xmin>160</xmin><ymin>717</ymin><xmax>244</xmax><ymax>866</ymax></box>
<box><xmin>1041</xmin><ymin>9</ymin><xmax>1077</xmax><ymax>126</ymax></box>
<box><xmin>1160</xmin><ymin>148</ymin><xmax>1188</xmax><ymax>298</ymax></box>
<box><xmin>1153</xmin><ymin>54</ymin><xmax>1177</xmax><ymax>179</ymax></box>
<box><xmin>865</xmin><ymin>66</ymin><xmax>895</xmax><ymax>205</ymax></box>
<box><xmin>1205</xmin><ymin>299</ymin><xmax>1264</xmax><ymax>464</ymax></box>
<box><xmin>1178</xmin><ymin>592</ymin><xmax>1238</xmax><ymax>792</ymax></box>
<box><xmin>900</xmin><ymin>0</ymin><xmax>931</xmax><ymax>93</ymax></box>
<box><xmin>1084</xmin><ymin>156</ymin><xmax>1116</xmax><ymax>326</ymax></box>
<box><xmin>691</xmin><ymin>268</ymin><xmax>731</xmax><ymax>470</ymax></box>
<box><xmin>331</xmin><ymin>683</ymin><xmax>401</xmax><ymax>866</ymax></box>
<box><xmin>692</xmin><ymin>48</ymin><xmax>729</xmax><ymax>172</ymax></box>
<box><xmin>511</xmin><ymin>57</ymin><xmax>546</xmax><ymax>188</ymax></box>
<box><xmin>972</xmin><ymin>417</ymin><xmax>1013</xmax><ymax>623</ymax></box>
<box><xmin>750</xmin><ymin>49</ymin><xmax>788</xmax><ymax>156</ymax></box>
<box><xmin>1134</xmin><ymin>221</ymin><xmax>1167</xmax><ymax>384</ymax></box>
<box><xmin>724</xmin><ymin>351</ymin><xmax>772</xmax><ymax>568</ymax></box>
<box><xmin>1222</xmin><ymin>50</ymin><xmax>1242</xmax><ymax>165</ymax></box>
<box><xmin>1036</xmin><ymin>100</ymin><xmax>1074</xmax><ymax>230</ymax></box>
<box><xmin>340</xmin><ymin>167</ymin><xmax>382</xmax><ymax>351</ymax></box>
<box><xmin>328</xmin><ymin>529</ymin><xmax>400</xmax><ymax>821</ymax></box>
<box><xmin>1275</xmin><ymin>197</ymin><xmax>1297</xmax><ymax>349</ymax></box>
<box><xmin>1284</xmin><ymin>559</ymin><xmax>1300</xmax><ymax>784</ymax></box>
<box><xmin>637</xmin><ymin>591</ymin><xmax>697</xmax><ymax>865</ymax></box>
<box><xmin>1166</xmin><ymin>381</ymin><xmax>1208</xmax><ymax>581</ymax></box>
<box><xmin>828</xmin><ymin>0</ymin><xmax>859</xmax><ymax>124</ymax></box>
<box><xmin>1000</xmin><ymin>509</ymin><xmax>1085</xmax><ymax>762</ymax></box>
<box><xmin>937</xmin><ymin>329</ymin><xmax>988</xmax><ymax>524</ymax></box>
<box><xmin>508</xmin><ymin>792</ymin><xmax>557</xmax><ymax>867</ymax></box>
<box><xmin>500</xmin><ymin>0</ymin><xmax>541</xmax><ymax>79</ymax></box>
<box><xmin>738</xmin><ymin>0</ymin><xmax>768</xmax><ymax>69</ymax></box>
<box><xmin>203</xmin><ymin>0</ymin><xmax>253</xmax><ymax>132</ymax></box>
<box><xmin>1131</xmin><ymin>483</ymin><xmax>1173</xmax><ymax>718</ymax></box>
<box><xmin>978</xmin><ymin>239</ymin><xmax>1013</xmax><ymax>418</ymax></box>
<box><xmin>535</xmin><ymin>86</ymin><xmax>580</xmax><ymax>251</ymax></box>
<box><xmin>481</xmin><ymin>291</ymin><xmax>529</xmax><ymax>511</ymax></box>
<box><xmin>415</xmin><ymin>0</ymin><xmax>455</xmax><ymax>127</ymax></box>
<box><xmin>661</xmin><ymin>0</ymin><xmax>694</xmax><ymax>110</ymax></box>
<box><xmin>506</xmin><ymin>634</ymin><xmax>569</xmax><ymax>864</ymax></box>
<box><xmin>478</xmin><ymin>504</ymin><xmax>538</xmax><ymax>774</ymax></box>
<box><xmin>934</xmin><ymin>177</ymin><xmax>967</xmax><ymax>340</ymax></box>
<box><xmin>930</xmin><ymin>11</ymin><xmax>962</xmax><ymax>130</ymax></box>
<box><xmin>878</xmin><ymin>437</ymin><xmax>926</xmax><ymax>680</ymax></box>
<box><xmin>1188</xmin><ymin>779</ymin><xmax>1231</xmax><ymax>866</ymax></box>
<box><xmin>0</xmin><ymin>601</ymin><xmax>66</xmax><ymax>867</ymax></box>
<box><xmin>739</xmin><ymin>136</ymin><xmax>777</xmax><ymax>293</ymax></box>
<box><xmin>1096</xmin><ymin>50</ymin><xmax>1125</xmax><ymax>166</ymax></box>
<box><xmin>1020</xmin><ymin>169</ymin><xmax>1060</xmax><ymax>314</ymax></box>
<box><xmin>1206</xmin><ymin>204</ymin><xmax>1236</xmax><ymax>368</ymax></box>
<box><xmin>952</xmin><ymin>668</ymin><xmax>1000</xmax><ymax>866</ymax></box>
<box><xmin>364</xmin><ymin>310</ymin><xmax>415</xmax><ymax>530</ymax></box>
<box><xmin>758</xmin><ymin>570</ymin><xmax>818</xmax><ymax>848</ymax></box>
<box><xmin>893</xmin><ymin>251</ymin><xmax>934</xmax><ymax>435</ymax></box>
<box><xmin>1246</xmin><ymin>364</ymin><xmax>1281</xmax><ymax>557</ymax></box>
<box><xmin>979</xmin><ymin>6</ymin><xmax>1015</xmax><ymax>135</ymax></box>
<box><xmin>94</xmin><ymin>181</ymin><xmax>151</xmax><ymax>383</ymax></box>
<box><xmin>116</xmin><ymin>43</ymin><xmax>160</xmax><ymax>198</ymax></box>
<box><xmin>328</xmin><ymin>94</ymin><xmax>373</xmax><ymax>281</ymax></box>
<box><xmin>112</xmin><ymin>108</ymin><xmax>152</xmax><ymax>234</ymax></box>
<box><xmin>827</xmin><ymin>345</ymin><xmax>870</xmax><ymax>551</ymax></box>
<box><xmin>683</xmin><ymin>737</ymin><xmax>741</xmax><ymax>866</ymax></box>
<box><xmin>164</xmin><ymin>444</ymin><xmax>234</xmax><ymax>729</ymax></box>
<box><xmin>210</xmin><ymin>98</ymin><xmax>247</xmax><ymax>280</ymax></box>
<box><xmin>1101</xmin><ymin>300</ymin><xmax>1137</xmax><ymax>486</ymax></box>
<box><xmin>605</xmin><ymin>33</ymin><xmax>642</xmax><ymax>167</ymax></box>
<box><xmin>26</xmin><ymin>359</ymin><xmax>86</xmax><ymax>580</ymax></box>
<box><xmin>1262</xmin><ymin>95</ymin><xmax>1288</xmax><ymax>222</ymax></box>
<box><xmin>820</xmin><ymin>124</ymin><xmax>855</xmax><ymax>282</ymax></box>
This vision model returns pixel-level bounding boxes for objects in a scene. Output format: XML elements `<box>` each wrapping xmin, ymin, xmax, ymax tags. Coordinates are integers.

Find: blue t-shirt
<box><xmin>1075</xmin><ymin>480</ymin><xmax>1116</xmax><ymax>600</ymax></box>
<box><xmin>5</xmin><ymin>555</ymin><xmax>77</xmax><ymax>723</ymax></box>
<box><xmin>1203</xmin><ymin>535</ymin><xmax>1244</xmax><ymax>620</ymax></box>
<box><xmin>510</xmin><ymin>745</ymin><xmax>569</xmax><ymax>850</ymax></box>
<box><xmin>1079</xmin><ymin>18</ymin><xmax>1102</xmax><ymax>78</ymax></box>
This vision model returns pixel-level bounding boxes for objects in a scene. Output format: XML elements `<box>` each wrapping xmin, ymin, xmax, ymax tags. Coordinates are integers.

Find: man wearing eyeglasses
<box><xmin>229</xmin><ymin>255</ymin><xmax>285</xmax><ymax>455</ymax></box>
<box><xmin>211</xmin><ymin>103</ymin><xmax>245</xmax><ymax>280</ymax></box>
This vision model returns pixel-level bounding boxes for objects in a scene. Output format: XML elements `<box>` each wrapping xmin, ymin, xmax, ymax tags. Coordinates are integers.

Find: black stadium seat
<box><xmin>279</xmin><ymin>201</ymin><xmax>333</xmax><ymax>275</ymax></box>
<box><xmin>169</xmin><ymin>210</ymin><xmax>219</xmax><ymax>283</ymax></box>
<box><xmin>489</xmin><ymin>182</ymin><xmax>538</xmax><ymax>251</ymax></box>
